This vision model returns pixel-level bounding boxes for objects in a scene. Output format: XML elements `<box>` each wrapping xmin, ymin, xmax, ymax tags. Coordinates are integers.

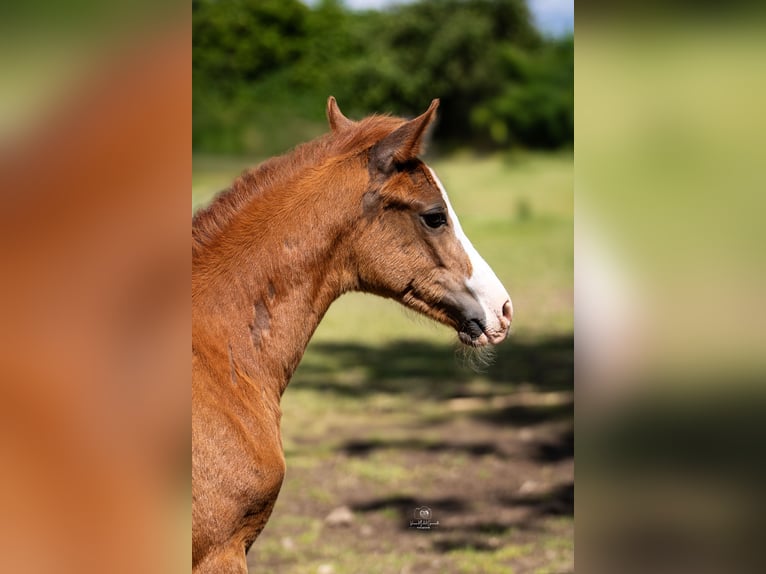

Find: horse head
<box><xmin>329</xmin><ymin>97</ymin><xmax>513</xmax><ymax>347</ymax></box>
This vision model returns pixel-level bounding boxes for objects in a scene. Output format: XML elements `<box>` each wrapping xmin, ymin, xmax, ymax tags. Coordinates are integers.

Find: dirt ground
<box><xmin>247</xmin><ymin>335</ymin><xmax>574</xmax><ymax>573</ymax></box>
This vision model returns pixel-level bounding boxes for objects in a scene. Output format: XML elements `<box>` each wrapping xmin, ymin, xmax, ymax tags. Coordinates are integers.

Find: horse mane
<box><xmin>192</xmin><ymin>114</ymin><xmax>406</xmax><ymax>252</ymax></box>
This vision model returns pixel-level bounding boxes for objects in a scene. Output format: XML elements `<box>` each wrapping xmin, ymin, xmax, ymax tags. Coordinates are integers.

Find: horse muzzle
<box><xmin>452</xmin><ymin>294</ymin><xmax>513</xmax><ymax>347</ymax></box>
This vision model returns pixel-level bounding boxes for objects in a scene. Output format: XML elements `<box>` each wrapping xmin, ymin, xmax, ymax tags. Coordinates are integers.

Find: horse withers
<box><xmin>192</xmin><ymin>97</ymin><xmax>512</xmax><ymax>572</ymax></box>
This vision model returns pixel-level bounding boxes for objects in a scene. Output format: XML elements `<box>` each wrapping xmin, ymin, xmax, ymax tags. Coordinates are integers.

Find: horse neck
<box><xmin>192</xmin><ymin>158</ymin><xmax>364</xmax><ymax>401</ymax></box>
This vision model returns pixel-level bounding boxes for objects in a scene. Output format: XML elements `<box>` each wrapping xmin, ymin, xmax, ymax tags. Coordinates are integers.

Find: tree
<box><xmin>192</xmin><ymin>0</ymin><xmax>573</xmax><ymax>154</ymax></box>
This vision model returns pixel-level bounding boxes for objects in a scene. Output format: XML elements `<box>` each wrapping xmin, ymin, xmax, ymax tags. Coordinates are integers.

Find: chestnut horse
<box><xmin>192</xmin><ymin>98</ymin><xmax>513</xmax><ymax>572</ymax></box>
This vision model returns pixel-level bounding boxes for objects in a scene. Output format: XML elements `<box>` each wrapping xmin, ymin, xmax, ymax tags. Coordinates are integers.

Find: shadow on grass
<box><xmin>293</xmin><ymin>333</ymin><xmax>573</xmax><ymax>400</ymax></box>
<box><xmin>498</xmin><ymin>482</ymin><xmax>574</xmax><ymax>518</ymax></box>
<box><xmin>342</xmin><ymin>438</ymin><xmax>504</xmax><ymax>458</ymax></box>
<box><xmin>350</xmin><ymin>481</ymin><xmax>573</xmax><ymax>543</ymax></box>
<box><xmin>533</xmin><ymin>427</ymin><xmax>574</xmax><ymax>463</ymax></box>
<box><xmin>425</xmin><ymin>482</ymin><xmax>574</xmax><ymax>553</ymax></box>
<box><xmin>471</xmin><ymin>400</ymin><xmax>573</xmax><ymax>427</ymax></box>
<box><xmin>294</xmin><ymin>334</ymin><xmax>573</xmax><ymax>554</ymax></box>
<box><xmin>352</xmin><ymin>494</ymin><xmax>469</xmax><ymax>515</ymax></box>
<box><xmin>338</xmin><ymin>423</ymin><xmax>574</xmax><ymax>462</ymax></box>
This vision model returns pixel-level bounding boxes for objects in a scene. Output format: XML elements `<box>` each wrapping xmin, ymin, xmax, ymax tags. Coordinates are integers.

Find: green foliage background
<box><xmin>192</xmin><ymin>0</ymin><xmax>573</xmax><ymax>156</ymax></box>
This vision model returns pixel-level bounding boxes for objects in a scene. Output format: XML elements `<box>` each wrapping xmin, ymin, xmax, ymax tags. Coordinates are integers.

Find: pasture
<box><xmin>192</xmin><ymin>151</ymin><xmax>573</xmax><ymax>573</ymax></box>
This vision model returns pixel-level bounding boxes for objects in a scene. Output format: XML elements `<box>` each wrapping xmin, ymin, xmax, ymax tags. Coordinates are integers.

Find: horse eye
<box><xmin>421</xmin><ymin>211</ymin><xmax>448</xmax><ymax>229</ymax></box>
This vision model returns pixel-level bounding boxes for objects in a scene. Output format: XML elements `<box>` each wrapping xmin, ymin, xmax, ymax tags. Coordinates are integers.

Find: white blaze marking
<box><xmin>427</xmin><ymin>166</ymin><xmax>512</xmax><ymax>332</ymax></box>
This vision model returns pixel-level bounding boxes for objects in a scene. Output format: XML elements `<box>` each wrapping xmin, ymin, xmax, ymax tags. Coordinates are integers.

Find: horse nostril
<box><xmin>502</xmin><ymin>300</ymin><xmax>513</xmax><ymax>326</ymax></box>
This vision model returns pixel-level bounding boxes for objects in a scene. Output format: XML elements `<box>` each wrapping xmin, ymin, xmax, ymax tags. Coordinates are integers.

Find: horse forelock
<box><xmin>192</xmin><ymin>114</ymin><xmax>405</xmax><ymax>253</ymax></box>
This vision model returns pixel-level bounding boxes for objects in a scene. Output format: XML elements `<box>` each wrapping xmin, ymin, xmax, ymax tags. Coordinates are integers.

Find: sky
<box><xmin>304</xmin><ymin>0</ymin><xmax>573</xmax><ymax>37</ymax></box>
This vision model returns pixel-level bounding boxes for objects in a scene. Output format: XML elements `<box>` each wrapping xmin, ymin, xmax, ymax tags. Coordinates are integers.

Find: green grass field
<box><xmin>193</xmin><ymin>151</ymin><xmax>573</xmax><ymax>573</ymax></box>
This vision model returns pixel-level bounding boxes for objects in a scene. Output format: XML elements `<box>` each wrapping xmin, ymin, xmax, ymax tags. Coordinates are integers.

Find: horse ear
<box><xmin>326</xmin><ymin>96</ymin><xmax>353</xmax><ymax>133</ymax></box>
<box><xmin>371</xmin><ymin>99</ymin><xmax>439</xmax><ymax>175</ymax></box>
